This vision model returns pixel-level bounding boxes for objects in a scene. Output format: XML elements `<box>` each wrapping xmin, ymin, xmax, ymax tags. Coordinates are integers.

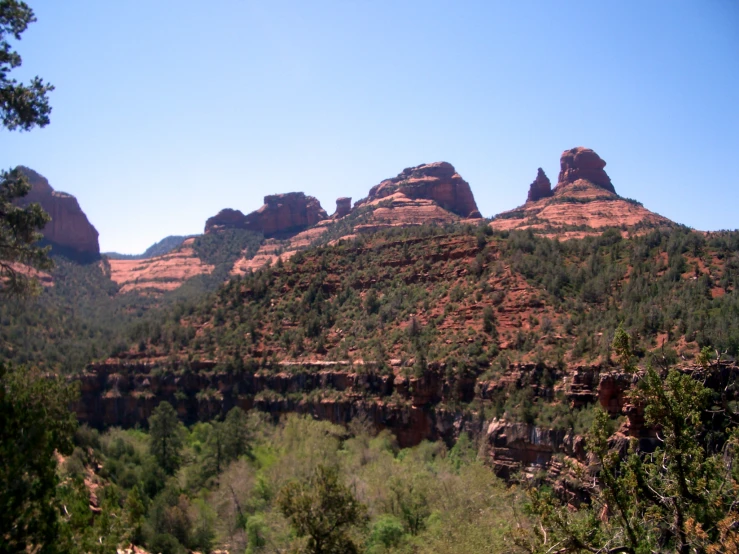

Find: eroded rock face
<box><xmin>527</xmin><ymin>168</ymin><xmax>553</xmax><ymax>202</ymax></box>
<box><xmin>16</xmin><ymin>167</ymin><xmax>100</xmax><ymax>259</ymax></box>
<box><xmin>356</xmin><ymin>161</ymin><xmax>480</xmax><ymax>218</ymax></box>
<box><xmin>334</xmin><ymin>197</ymin><xmax>352</xmax><ymax>218</ymax></box>
<box><xmin>557</xmin><ymin>147</ymin><xmax>615</xmax><ymax>193</ymax></box>
<box><xmin>205</xmin><ymin>192</ymin><xmax>328</xmax><ymax>237</ymax></box>
<box><xmin>490</xmin><ymin>147</ymin><xmax>673</xmax><ymax>238</ymax></box>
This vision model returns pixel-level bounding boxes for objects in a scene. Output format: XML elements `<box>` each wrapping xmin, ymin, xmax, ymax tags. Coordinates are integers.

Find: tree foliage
<box><xmin>0</xmin><ymin>362</ymin><xmax>77</xmax><ymax>553</ymax></box>
<box><xmin>277</xmin><ymin>464</ymin><xmax>366</xmax><ymax>554</ymax></box>
<box><xmin>519</xmin><ymin>356</ymin><xmax>739</xmax><ymax>553</ymax></box>
<box><xmin>0</xmin><ymin>0</ymin><xmax>54</xmax><ymax>295</ymax></box>
<box><xmin>149</xmin><ymin>401</ymin><xmax>185</xmax><ymax>475</ymax></box>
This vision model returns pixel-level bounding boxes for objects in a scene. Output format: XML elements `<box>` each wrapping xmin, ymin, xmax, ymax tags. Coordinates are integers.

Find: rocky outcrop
<box><xmin>205</xmin><ymin>193</ymin><xmax>327</xmax><ymax>237</ymax></box>
<box><xmin>355</xmin><ymin>162</ymin><xmax>480</xmax><ymax>218</ymax></box>
<box><xmin>16</xmin><ymin>167</ymin><xmax>100</xmax><ymax>259</ymax></box>
<box><xmin>334</xmin><ymin>197</ymin><xmax>352</xmax><ymax>218</ymax></box>
<box><xmin>491</xmin><ymin>147</ymin><xmax>673</xmax><ymax>238</ymax></box>
<box><xmin>527</xmin><ymin>168</ymin><xmax>553</xmax><ymax>202</ymax></box>
<box><xmin>557</xmin><ymin>147</ymin><xmax>615</xmax><ymax>193</ymax></box>
<box><xmin>204</xmin><ymin>208</ymin><xmax>246</xmax><ymax>233</ymax></box>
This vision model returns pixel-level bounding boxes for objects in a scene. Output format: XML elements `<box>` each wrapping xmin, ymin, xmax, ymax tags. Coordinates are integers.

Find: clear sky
<box><xmin>1</xmin><ymin>1</ymin><xmax>737</xmax><ymax>254</ymax></box>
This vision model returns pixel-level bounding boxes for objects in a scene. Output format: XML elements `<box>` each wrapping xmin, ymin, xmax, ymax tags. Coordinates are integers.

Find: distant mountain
<box><xmin>104</xmin><ymin>235</ymin><xmax>191</xmax><ymax>260</ymax></box>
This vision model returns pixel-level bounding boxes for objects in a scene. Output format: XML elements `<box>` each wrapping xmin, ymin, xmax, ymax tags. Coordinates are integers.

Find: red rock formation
<box><xmin>334</xmin><ymin>197</ymin><xmax>352</xmax><ymax>218</ymax></box>
<box><xmin>356</xmin><ymin>162</ymin><xmax>480</xmax><ymax>218</ymax></box>
<box><xmin>16</xmin><ymin>167</ymin><xmax>100</xmax><ymax>258</ymax></box>
<box><xmin>204</xmin><ymin>208</ymin><xmax>245</xmax><ymax>233</ymax></box>
<box><xmin>527</xmin><ymin>168</ymin><xmax>553</xmax><ymax>202</ymax></box>
<box><xmin>205</xmin><ymin>192</ymin><xmax>328</xmax><ymax>237</ymax></box>
<box><xmin>557</xmin><ymin>147</ymin><xmax>615</xmax><ymax>193</ymax></box>
<box><xmin>491</xmin><ymin>147</ymin><xmax>673</xmax><ymax>238</ymax></box>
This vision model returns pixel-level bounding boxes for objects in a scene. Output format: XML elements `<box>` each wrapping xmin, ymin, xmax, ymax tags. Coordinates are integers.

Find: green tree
<box><xmin>0</xmin><ymin>0</ymin><xmax>55</xmax><ymax>296</ymax></box>
<box><xmin>123</xmin><ymin>485</ymin><xmax>147</xmax><ymax>545</ymax></box>
<box><xmin>222</xmin><ymin>405</ymin><xmax>250</xmax><ymax>461</ymax></box>
<box><xmin>148</xmin><ymin>401</ymin><xmax>185</xmax><ymax>475</ymax></box>
<box><xmin>277</xmin><ymin>464</ymin><xmax>366</xmax><ymax>554</ymax></box>
<box><xmin>0</xmin><ymin>362</ymin><xmax>77</xmax><ymax>553</ymax></box>
<box><xmin>611</xmin><ymin>323</ymin><xmax>635</xmax><ymax>372</ymax></box>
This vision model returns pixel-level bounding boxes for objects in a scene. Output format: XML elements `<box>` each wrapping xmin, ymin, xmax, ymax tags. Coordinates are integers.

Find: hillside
<box><xmin>74</xmin><ymin>224</ymin><xmax>739</xmax><ymax>462</ymax></box>
<box><xmin>126</xmin><ymin>224</ymin><xmax>738</xmax><ymax>369</ymax></box>
<box><xmin>9</xmin><ymin>149</ymin><xmax>739</xmax><ymax>478</ymax></box>
<box><xmin>0</xmin><ymin>230</ymin><xmax>264</xmax><ymax>372</ymax></box>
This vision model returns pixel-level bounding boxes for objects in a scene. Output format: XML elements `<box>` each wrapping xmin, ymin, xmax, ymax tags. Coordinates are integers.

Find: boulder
<box><xmin>16</xmin><ymin>167</ymin><xmax>100</xmax><ymax>259</ymax></box>
<box><xmin>527</xmin><ymin>168</ymin><xmax>553</xmax><ymax>202</ymax></box>
<box><xmin>556</xmin><ymin>147</ymin><xmax>615</xmax><ymax>193</ymax></box>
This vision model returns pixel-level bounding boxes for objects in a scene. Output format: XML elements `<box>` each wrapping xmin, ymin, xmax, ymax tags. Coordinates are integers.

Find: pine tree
<box><xmin>148</xmin><ymin>402</ymin><xmax>185</xmax><ymax>475</ymax></box>
<box><xmin>0</xmin><ymin>0</ymin><xmax>55</xmax><ymax>296</ymax></box>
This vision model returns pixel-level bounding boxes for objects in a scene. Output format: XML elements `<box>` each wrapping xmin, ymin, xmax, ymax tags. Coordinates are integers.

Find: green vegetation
<box><xmin>0</xmin><ymin>228</ymin><xmax>265</xmax><ymax>373</ymax></box>
<box><xmin>278</xmin><ymin>464</ymin><xmax>366</xmax><ymax>553</ymax></box>
<box><xmin>0</xmin><ymin>362</ymin><xmax>77</xmax><ymax>553</ymax></box>
<box><xmin>128</xmin><ymin>224</ymin><xmax>739</xmax><ymax>383</ymax></box>
<box><xmin>520</xmin><ymin>363</ymin><xmax>739</xmax><ymax>553</ymax></box>
<box><xmin>52</xmin><ymin>413</ymin><xmax>518</xmax><ymax>554</ymax></box>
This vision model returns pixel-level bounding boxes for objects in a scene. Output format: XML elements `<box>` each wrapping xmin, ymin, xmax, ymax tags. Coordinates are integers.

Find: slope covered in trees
<box><xmin>128</xmin><ymin>224</ymin><xmax>739</xmax><ymax>371</ymax></box>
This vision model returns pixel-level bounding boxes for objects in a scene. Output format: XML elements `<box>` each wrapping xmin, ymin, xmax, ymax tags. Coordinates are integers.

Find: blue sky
<box><xmin>1</xmin><ymin>1</ymin><xmax>737</xmax><ymax>254</ymax></box>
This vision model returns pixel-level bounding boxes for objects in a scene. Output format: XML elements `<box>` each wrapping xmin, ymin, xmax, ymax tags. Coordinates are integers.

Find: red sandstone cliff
<box><xmin>205</xmin><ymin>192</ymin><xmax>327</xmax><ymax>236</ymax></box>
<box><xmin>16</xmin><ymin>167</ymin><xmax>100</xmax><ymax>258</ymax></box>
<box><xmin>355</xmin><ymin>161</ymin><xmax>480</xmax><ymax>218</ymax></box>
<box><xmin>229</xmin><ymin>163</ymin><xmax>484</xmax><ymax>274</ymax></box>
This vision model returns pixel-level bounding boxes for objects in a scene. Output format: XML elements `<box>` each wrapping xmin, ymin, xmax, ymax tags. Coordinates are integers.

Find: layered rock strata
<box><xmin>107</xmin><ymin>238</ymin><xmax>214</xmax><ymax>294</ymax></box>
<box><xmin>355</xmin><ymin>161</ymin><xmax>480</xmax><ymax>218</ymax></box>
